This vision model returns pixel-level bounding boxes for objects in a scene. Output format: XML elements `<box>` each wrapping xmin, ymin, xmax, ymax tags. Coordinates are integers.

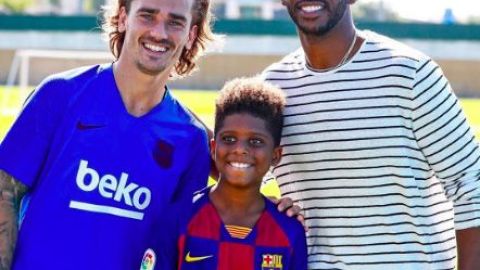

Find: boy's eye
<box><xmin>221</xmin><ymin>136</ymin><xmax>236</xmax><ymax>144</ymax></box>
<box><xmin>249</xmin><ymin>138</ymin><xmax>264</xmax><ymax>146</ymax></box>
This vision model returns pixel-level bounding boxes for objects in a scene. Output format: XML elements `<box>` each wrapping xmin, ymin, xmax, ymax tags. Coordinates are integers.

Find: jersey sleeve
<box><xmin>172</xmin><ymin>125</ymin><xmax>210</xmax><ymax>203</ymax></box>
<box><xmin>411</xmin><ymin>58</ymin><xmax>480</xmax><ymax>230</ymax></box>
<box><xmin>289</xmin><ymin>222</ymin><xmax>308</xmax><ymax>270</ymax></box>
<box><xmin>0</xmin><ymin>77</ymin><xmax>69</xmax><ymax>187</ymax></box>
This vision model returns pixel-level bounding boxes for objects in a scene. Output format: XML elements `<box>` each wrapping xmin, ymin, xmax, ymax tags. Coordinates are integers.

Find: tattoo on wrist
<box><xmin>0</xmin><ymin>170</ymin><xmax>27</xmax><ymax>269</ymax></box>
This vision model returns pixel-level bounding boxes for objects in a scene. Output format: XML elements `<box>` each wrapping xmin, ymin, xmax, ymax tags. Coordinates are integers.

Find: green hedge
<box><xmin>1</xmin><ymin>15</ymin><xmax>480</xmax><ymax>40</ymax></box>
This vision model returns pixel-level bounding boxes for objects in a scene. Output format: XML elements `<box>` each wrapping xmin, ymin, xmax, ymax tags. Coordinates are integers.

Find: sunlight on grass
<box><xmin>1</xmin><ymin>86</ymin><xmax>479</xmax><ymax>199</ymax></box>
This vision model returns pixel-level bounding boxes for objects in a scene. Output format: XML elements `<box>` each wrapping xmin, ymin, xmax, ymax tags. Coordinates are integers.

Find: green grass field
<box><xmin>2</xmin><ymin>86</ymin><xmax>479</xmax><ymax>140</ymax></box>
<box><xmin>1</xmin><ymin>86</ymin><xmax>479</xmax><ymax>198</ymax></box>
<box><xmin>0</xmin><ymin>86</ymin><xmax>281</xmax><ymax>197</ymax></box>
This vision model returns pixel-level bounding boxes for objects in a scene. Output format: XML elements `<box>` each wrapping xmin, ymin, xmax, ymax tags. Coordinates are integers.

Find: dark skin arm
<box><xmin>0</xmin><ymin>170</ymin><xmax>27</xmax><ymax>270</ymax></box>
<box><xmin>456</xmin><ymin>227</ymin><xmax>480</xmax><ymax>270</ymax></box>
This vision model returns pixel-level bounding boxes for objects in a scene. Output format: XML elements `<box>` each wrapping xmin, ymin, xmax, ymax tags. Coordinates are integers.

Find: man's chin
<box><xmin>297</xmin><ymin>25</ymin><xmax>327</xmax><ymax>36</ymax></box>
<box><xmin>292</xmin><ymin>18</ymin><xmax>327</xmax><ymax>36</ymax></box>
<box><xmin>136</xmin><ymin>63</ymin><xmax>168</xmax><ymax>76</ymax></box>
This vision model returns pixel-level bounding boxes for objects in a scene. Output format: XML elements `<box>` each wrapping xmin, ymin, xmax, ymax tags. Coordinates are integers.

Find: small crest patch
<box><xmin>261</xmin><ymin>254</ymin><xmax>283</xmax><ymax>269</ymax></box>
<box><xmin>140</xmin><ymin>248</ymin><xmax>156</xmax><ymax>270</ymax></box>
<box><xmin>153</xmin><ymin>139</ymin><xmax>174</xmax><ymax>168</ymax></box>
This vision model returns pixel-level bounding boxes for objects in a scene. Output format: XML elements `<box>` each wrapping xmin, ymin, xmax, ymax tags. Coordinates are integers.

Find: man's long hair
<box><xmin>102</xmin><ymin>0</ymin><xmax>216</xmax><ymax>77</ymax></box>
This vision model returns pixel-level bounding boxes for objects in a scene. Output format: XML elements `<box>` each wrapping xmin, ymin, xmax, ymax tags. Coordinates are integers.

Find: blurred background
<box><xmin>0</xmin><ymin>0</ymin><xmax>479</xmax><ymax>141</ymax></box>
<box><xmin>1</xmin><ymin>0</ymin><xmax>480</xmax><ymax>92</ymax></box>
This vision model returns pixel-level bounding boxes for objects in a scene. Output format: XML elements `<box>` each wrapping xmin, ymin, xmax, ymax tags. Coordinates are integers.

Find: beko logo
<box><xmin>69</xmin><ymin>160</ymin><xmax>151</xmax><ymax>220</ymax></box>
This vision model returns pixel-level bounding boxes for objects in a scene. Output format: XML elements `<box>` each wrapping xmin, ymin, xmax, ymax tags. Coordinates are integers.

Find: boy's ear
<box><xmin>209</xmin><ymin>139</ymin><xmax>216</xmax><ymax>160</ymax></box>
<box><xmin>271</xmin><ymin>146</ymin><xmax>283</xmax><ymax>166</ymax></box>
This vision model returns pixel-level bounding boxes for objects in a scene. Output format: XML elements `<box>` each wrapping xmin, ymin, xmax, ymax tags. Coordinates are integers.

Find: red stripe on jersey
<box><xmin>187</xmin><ymin>203</ymin><xmax>221</xmax><ymax>240</ymax></box>
<box><xmin>177</xmin><ymin>235</ymin><xmax>186</xmax><ymax>269</ymax></box>
<box><xmin>218</xmin><ymin>242</ymin><xmax>254</xmax><ymax>270</ymax></box>
<box><xmin>255</xmin><ymin>211</ymin><xmax>290</xmax><ymax>247</ymax></box>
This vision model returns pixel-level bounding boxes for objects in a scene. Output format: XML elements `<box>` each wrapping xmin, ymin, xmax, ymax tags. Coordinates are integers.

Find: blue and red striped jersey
<box><xmin>177</xmin><ymin>192</ymin><xmax>307</xmax><ymax>270</ymax></box>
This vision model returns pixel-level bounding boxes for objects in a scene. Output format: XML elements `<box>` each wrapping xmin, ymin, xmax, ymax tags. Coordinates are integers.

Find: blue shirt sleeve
<box><xmin>173</xmin><ymin>126</ymin><xmax>211</xmax><ymax>202</ymax></box>
<box><xmin>290</xmin><ymin>223</ymin><xmax>308</xmax><ymax>270</ymax></box>
<box><xmin>0</xmin><ymin>77</ymin><xmax>69</xmax><ymax>187</ymax></box>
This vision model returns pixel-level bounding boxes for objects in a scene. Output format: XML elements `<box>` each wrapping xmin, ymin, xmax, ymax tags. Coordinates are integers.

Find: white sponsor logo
<box><xmin>69</xmin><ymin>159</ymin><xmax>152</xmax><ymax>220</ymax></box>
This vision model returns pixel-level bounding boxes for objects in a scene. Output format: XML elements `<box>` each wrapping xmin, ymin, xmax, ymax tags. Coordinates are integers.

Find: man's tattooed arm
<box><xmin>0</xmin><ymin>170</ymin><xmax>27</xmax><ymax>270</ymax></box>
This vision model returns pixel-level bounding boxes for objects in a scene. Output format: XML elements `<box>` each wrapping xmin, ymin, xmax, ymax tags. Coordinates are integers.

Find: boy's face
<box><xmin>211</xmin><ymin>113</ymin><xmax>282</xmax><ymax>189</ymax></box>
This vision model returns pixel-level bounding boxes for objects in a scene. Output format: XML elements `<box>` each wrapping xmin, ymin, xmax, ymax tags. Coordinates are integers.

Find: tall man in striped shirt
<box><xmin>262</xmin><ymin>0</ymin><xmax>480</xmax><ymax>269</ymax></box>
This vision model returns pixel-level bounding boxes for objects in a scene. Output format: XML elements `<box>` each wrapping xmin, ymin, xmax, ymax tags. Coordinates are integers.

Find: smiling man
<box><xmin>262</xmin><ymin>0</ymin><xmax>480</xmax><ymax>269</ymax></box>
<box><xmin>0</xmin><ymin>0</ymin><xmax>216</xmax><ymax>269</ymax></box>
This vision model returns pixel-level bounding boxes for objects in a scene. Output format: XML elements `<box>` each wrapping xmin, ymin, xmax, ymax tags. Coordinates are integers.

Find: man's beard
<box><xmin>135</xmin><ymin>39</ymin><xmax>182</xmax><ymax>76</ymax></box>
<box><xmin>288</xmin><ymin>0</ymin><xmax>348</xmax><ymax>36</ymax></box>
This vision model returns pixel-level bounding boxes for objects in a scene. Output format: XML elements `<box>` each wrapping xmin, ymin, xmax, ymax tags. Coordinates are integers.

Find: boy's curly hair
<box><xmin>215</xmin><ymin>77</ymin><xmax>286</xmax><ymax>146</ymax></box>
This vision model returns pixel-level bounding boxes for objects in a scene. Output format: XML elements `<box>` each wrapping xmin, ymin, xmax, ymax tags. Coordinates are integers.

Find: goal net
<box><xmin>2</xmin><ymin>49</ymin><xmax>113</xmax><ymax>116</ymax></box>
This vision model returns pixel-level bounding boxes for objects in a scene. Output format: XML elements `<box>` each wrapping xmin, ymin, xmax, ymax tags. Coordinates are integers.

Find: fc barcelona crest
<box><xmin>261</xmin><ymin>254</ymin><xmax>283</xmax><ymax>270</ymax></box>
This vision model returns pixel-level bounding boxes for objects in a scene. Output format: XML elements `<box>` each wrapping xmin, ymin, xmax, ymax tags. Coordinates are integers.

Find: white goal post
<box><xmin>7</xmin><ymin>49</ymin><xmax>113</xmax><ymax>90</ymax></box>
<box><xmin>2</xmin><ymin>49</ymin><xmax>112</xmax><ymax>116</ymax></box>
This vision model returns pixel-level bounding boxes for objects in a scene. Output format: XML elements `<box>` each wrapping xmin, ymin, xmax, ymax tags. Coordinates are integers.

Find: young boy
<box><xmin>176</xmin><ymin>77</ymin><xmax>308</xmax><ymax>270</ymax></box>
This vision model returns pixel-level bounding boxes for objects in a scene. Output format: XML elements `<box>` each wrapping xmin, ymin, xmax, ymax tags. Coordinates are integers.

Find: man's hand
<box><xmin>271</xmin><ymin>196</ymin><xmax>307</xmax><ymax>231</ymax></box>
<box><xmin>0</xmin><ymin>170</ymin><xmax>27</xmax><ymax>270</ymax></box>
<box><xmin>456</xmin><ymin>227</ymin><xmax>480</xmax><ymax>270</ymax></box>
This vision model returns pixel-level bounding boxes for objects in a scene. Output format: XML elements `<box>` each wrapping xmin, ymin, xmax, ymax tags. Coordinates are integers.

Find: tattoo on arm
<box><xmin>0</xmin><ymin>170</ymin><xmax>27</xmax><ymax>270</ymax></box>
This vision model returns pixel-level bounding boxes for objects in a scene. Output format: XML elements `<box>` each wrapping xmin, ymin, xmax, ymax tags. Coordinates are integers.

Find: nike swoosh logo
<box><xmin>77</xmin><ymin>121</ymin><xmax>105</xmax><ymax>130</ymax></box>
<box><xmin>185</xmin><ymin>252</ymin><xmax>213</xmax><ymax>262</ymax></box>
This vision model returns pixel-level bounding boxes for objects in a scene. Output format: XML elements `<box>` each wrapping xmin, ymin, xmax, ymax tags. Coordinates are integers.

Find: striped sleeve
<box><xmin>411</xmin><ymin>58</ymin><xmax>480</xmax><ymax>230</ymax></box>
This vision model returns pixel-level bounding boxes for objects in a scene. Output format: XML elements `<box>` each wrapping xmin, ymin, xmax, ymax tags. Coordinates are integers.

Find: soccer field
<box><xmin>1</xmin><ymin>86</ymin><xmax>479</xmax><ymax>140</ymax></box>
<box><xmin>0</xmin><ymin>86</ymin><xmax>282</xmax><ymax>196</ymax></box>
<box><xmin>1</xmin><ymin>86</ymin><xmax>479</xmax><ymax>198</ymax></box>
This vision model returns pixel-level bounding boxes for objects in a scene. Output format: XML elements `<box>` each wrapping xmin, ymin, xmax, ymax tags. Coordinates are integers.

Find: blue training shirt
<box><xmin>0</xmin><ymin>64</ymin><xmax>210</xmax><ymax>270</ymax></box>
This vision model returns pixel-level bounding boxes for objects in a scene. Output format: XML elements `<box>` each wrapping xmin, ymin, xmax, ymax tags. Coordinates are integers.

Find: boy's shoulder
<box><xmin>181</xmin><ymin>188</ymin><xmax>214</xmax><ymax>222</ymax></box>
<box><xmin>187</xmin><ymin>192</ymin><xmax>305</xmax><ymax>235</ymax></box>
<box><xmin>261</xmin><ymin>198</ymin><xmax>306</xmax><ymax>239</ymax></box>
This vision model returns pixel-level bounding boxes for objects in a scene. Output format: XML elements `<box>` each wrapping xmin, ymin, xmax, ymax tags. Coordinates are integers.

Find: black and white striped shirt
<box><xmin>263</xmin><ymin>31</ymin><xmax>480</xmax><ymax>270</ymax></box>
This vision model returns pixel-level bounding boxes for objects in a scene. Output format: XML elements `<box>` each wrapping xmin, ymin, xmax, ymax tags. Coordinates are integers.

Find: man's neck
<box><xmin>300</xmin><ymin>11</ymin><xmax>360</xmax><ymax>71</ymax></box>
<box><xmin>112</xmin><ymin>61</ymin><xmax>170</xmax><ymax>117</ymax></box>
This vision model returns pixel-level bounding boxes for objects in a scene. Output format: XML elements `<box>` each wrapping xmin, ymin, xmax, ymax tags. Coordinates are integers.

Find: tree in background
<box><xmin>467</xmin><ymin>16</ymin><xmax>480</xmax><ymax>24</ymax></box>
<box><xmin>0</xmin><ymin>0</ymin><xmax>33</xmax><ymax>13</ymax></box>
<box><xmin>83</xmin><ymin>0</ymin><xmax>104</xmax><ymax>14</ymax></box>
<box><xmin>49</xmin><ymin>0</ymin><xmax>60</xmax><ymax>9</ymax></box>
<box><xmin>352</xmin><ymin>0</ymin><xmax>401</xmax><ymax>22</ymax></box>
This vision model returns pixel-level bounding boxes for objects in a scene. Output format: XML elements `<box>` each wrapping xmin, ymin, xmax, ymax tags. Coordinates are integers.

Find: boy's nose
<box><xmin>232</xmin><ymin>141</ymin><xmax>249</xmax><ymax>155</ymax></box>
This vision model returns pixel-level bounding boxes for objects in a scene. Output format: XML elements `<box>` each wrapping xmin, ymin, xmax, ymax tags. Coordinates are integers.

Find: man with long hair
<box><xmin>0</xmin><ymin>0</ymin><xmax>217</xmax><ymax>269</ymax></box>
